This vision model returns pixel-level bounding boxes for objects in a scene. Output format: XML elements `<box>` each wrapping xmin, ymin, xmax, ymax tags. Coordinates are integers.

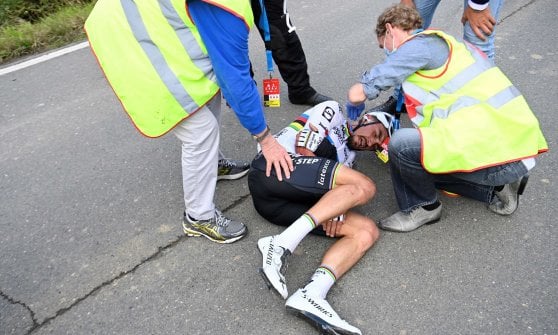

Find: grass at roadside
<box><xmin>0</xmin><ymin>2</ymin><xmax>95</xmax><ymax>65</ymax></box>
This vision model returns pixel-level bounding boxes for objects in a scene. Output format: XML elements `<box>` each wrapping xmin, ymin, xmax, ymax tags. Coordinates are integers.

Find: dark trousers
<box><xmin>251</xmin><ymin>0</ymin><xmax>315</xmax><ymax>100</ymax></box>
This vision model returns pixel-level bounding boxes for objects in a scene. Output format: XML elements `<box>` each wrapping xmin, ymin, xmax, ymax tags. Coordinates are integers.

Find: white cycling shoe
<box><xmin>285</xmin><ymin>288</ymin><xmax>362</xmax><ymax>335</ymax></box>
<box><xmin>257</xmin><ymin>236</ymin><xmax>290</xmax><ymax>299</ymax></box>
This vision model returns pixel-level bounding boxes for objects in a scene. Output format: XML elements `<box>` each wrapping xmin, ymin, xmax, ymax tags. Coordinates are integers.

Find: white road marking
<box><xmin>0</xmin><ymin>41</ymin><xmax>89</xmax><ymax>76</ymax></box>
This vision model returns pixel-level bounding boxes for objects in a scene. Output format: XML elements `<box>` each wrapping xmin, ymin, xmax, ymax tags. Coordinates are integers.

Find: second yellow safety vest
<box><xmin>401</xmin><ymin>30</ymin><xmax>547</xmax><ymax>173</ymax></box>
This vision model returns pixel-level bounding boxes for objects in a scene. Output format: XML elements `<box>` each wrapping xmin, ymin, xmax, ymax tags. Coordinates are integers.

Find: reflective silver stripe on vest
<box><xmin>432</xmin><ymin>43</ymin><xmax>491</xmax><ymax>97</ymax></box>
<box><xmin>407</xmin><ymin>84</ymin><xmax>521</xmax><ymax>127</ymax></box>
<box><xmin>404</xmin><ymin>39</ymin><xmax>516</xmax><ymax>125</ymax></box>
<box><xmin>158</xmin><ymin>0</ymin><xmax>217</xmax><ymax>83</ymax></box>
<box><xmin>486</xmin><ymin>85</ymin><xmax>521</xmax><ymax>109</ymax></box>
<box><xmin>121</xmin><ymin>0</ymin><xmax>212</xmax><ymax>113</ymax></box>
<box><xmin>428</xmin><ymin>96</ymin><xmax>480</xmax><ymax>126</ymax></box>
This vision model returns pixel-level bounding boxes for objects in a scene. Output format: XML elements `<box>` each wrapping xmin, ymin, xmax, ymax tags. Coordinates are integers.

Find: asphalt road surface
<box><xmin>1</xmin><ymin>0</ymin><xmax>556</xmax><ymax>334</ymax></box>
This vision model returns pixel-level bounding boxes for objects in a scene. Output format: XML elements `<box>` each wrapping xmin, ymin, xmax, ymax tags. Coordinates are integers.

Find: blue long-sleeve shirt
<box><xmin>187</xmin><ymin>1</ymin><xmax>267</xmax><ymax>136</ymax></box>
<box><xmin>360</xmin><ymin>34</ymin><xmax>449</xmax><ymax>101</ymax></box>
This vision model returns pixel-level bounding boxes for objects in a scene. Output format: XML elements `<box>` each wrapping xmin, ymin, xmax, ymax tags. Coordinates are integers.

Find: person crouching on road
<box><xmin>345</xmin><ymin>4</ymin><xmax>548</xmax><ymax>233</ymax></box>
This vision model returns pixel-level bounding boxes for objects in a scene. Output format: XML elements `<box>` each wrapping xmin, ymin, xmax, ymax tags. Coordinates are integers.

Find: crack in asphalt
<box><xmin>499</xmin><ymin>0</ymin><xmax>537</xmax><ymax>23</ymax></box>
<box><xmin>0</xmin><ymin>290</ymin><xmax>39</xmax><ymax>331</ymax></box>
<box><xmin>4</xmin><ymin>194</ymin><xmax>252</xmax><ymax>334</ymax></box>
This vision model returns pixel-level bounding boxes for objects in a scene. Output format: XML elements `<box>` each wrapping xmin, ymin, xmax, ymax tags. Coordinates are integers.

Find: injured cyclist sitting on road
<box><xmin>248</xmin><ymin>100</ymin><xmax>392</xmax><ymax>335</ymax></box>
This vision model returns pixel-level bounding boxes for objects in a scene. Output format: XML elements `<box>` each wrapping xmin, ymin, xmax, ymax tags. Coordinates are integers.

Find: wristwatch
<box><xmin>253</xmin><ymin>126</ymin><xmax>271</xmax><ymax>143</ymax></box>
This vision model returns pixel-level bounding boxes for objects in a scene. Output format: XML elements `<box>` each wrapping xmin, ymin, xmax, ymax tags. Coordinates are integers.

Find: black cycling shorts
<box><xmin>248</xmin><ymin>153</ymin><xmax>340</xmax><ymax>233</ymax></box>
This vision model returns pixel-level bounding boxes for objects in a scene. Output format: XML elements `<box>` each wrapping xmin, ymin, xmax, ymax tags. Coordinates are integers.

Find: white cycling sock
<box><xmin>275</xmin><ymin>213</ymin><xmax>316</xmax><ymax>252</ymax></box>
<box><xmin>304</xmin><ymin>266</ymin><xmax>336</xmax><ymax>299</ymax></box>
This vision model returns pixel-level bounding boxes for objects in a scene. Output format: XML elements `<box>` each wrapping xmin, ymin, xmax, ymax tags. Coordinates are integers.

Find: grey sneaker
<box><xmin>218</xmin><ymin>158</ymin><xmax>250</xmax><ymax>181</ymax></box>
<box><xmin>183</xmin><ymin>209</ymin><xmax>247</xmax><ymax>244</ymax></box>
<box><xmin>379</xmin><ymin>204</ymin><xmax>442</xmax><ymax>232</ymax></box>
<box><xmin>488</xmin><ymin>175</ymin><xmax>529</xmax><ymax>215</ymax></box>
<box><xmin>285</xmin><ymin>288</ymin><xmax>362</xmax><ymax>335</ymax></box>
<box><xmin>258</xmin><ymin>236</ymin><xmax>290</xmax><ymax>299</ymax></box>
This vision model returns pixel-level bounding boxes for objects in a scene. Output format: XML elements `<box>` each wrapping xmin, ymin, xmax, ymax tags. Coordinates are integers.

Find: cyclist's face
<box><xmin>350</xmin><ymin>122</ymin><xmax>388</xmax><ymax>151</ymax></box>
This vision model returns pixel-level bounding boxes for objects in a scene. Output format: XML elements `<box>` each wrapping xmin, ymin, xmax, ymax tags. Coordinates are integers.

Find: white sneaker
<box><xmin>285</xmin><ymin>289</ymin><xmax>362</xmax><ymax>335</ymax></box>
<box><xmin>257</xmin><ymin>236</ymin><xmax>290</xmax><ymax>299</ymax></box>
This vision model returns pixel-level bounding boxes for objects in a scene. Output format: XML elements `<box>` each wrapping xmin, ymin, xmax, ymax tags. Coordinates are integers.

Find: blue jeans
<box><xmin>413</xmin><ymin>0</ymin><xmax>504</xmax><ymax>63</ymax></box>
<box><xmin>388</xmin><ymin>128</ymin><xmax>528</xmax><ymax>212</ymax></box>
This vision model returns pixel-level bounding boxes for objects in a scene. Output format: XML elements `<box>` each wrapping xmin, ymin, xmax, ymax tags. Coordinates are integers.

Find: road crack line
<box><xmin>25</xmin><ymin>194</ymin><xmax>251</xmax><ymax>334</ymax></box>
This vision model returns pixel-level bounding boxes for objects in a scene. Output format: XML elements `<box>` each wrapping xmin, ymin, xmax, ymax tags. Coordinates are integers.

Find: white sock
<box><xmin>275</xmin><ymin>213</ymin><xmax>317</xmax><ymax>252</ymax></box>
<box><xmin>303</xmin><ymin>266</ymin><xmax>336</xmax><ymax>299</ymax></box>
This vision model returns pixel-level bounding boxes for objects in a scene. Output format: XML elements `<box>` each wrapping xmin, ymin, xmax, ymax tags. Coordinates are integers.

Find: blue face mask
<box><xmin>383</xmin><ymin>30</ymin><xmax>397</xmax><ymax>56</ymax></box>
<box><xmin>384</xmin><ymin>28</ymin><xmax>423</xmax><ymax>56</ymax></box>
<box><xmin>384</xmin><ymin>46</ymin><xmax>394</xmax><ymax>56</ymax></box>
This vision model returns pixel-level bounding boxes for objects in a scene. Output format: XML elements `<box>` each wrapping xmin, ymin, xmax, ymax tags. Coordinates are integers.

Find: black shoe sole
<box><xmin>258</xmin><ymin>267</ymin><xmax>273</xmax><ymax>290</ymax></box>
<box><xmin>258</xmin><ymin>266</ymin><xmax>288</xmax><ymax>299</ymax></box>
<box><xmin>217</xmin><ymin>168</ymin><xmax>249</xmax><ymax>181</ymax></box>
<box><xmin>286</xmin><ymin>306</ymin><xmax>359</xmax><ymax>335</ymax></box>
<box><xmin>512</xmin><ymin>175</ymin><xmax>529</xmax><ymax>214</ymax></box>
<box><xmin>518</xmin><ymin>175</ymin><xmax>529</xmax><ymax>195</ymax></box>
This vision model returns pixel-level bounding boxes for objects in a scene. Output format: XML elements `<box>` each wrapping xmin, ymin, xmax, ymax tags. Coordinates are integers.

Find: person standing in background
<box><xmin>251</xmin><ymin>0</ymin><xmax>333</xmax><ymax>106</ymax></box>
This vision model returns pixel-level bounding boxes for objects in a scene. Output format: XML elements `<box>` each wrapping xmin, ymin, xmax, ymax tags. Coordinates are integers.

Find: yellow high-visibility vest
<box><xmin>85</xmin><ymin>0</ymin><xmax>254</xmax><ymax>138</ymax></box>
<box><xmin>402</xmin><ymin>30</ymin><xmax>548</xmax><ymax>173</ymax></box>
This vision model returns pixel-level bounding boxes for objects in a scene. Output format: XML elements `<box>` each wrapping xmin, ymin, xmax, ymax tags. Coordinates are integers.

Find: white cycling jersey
<box><xmin>267</xmin><ymin>101</ymin><xmax>356</xmax><ymax>167</ymax></box>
